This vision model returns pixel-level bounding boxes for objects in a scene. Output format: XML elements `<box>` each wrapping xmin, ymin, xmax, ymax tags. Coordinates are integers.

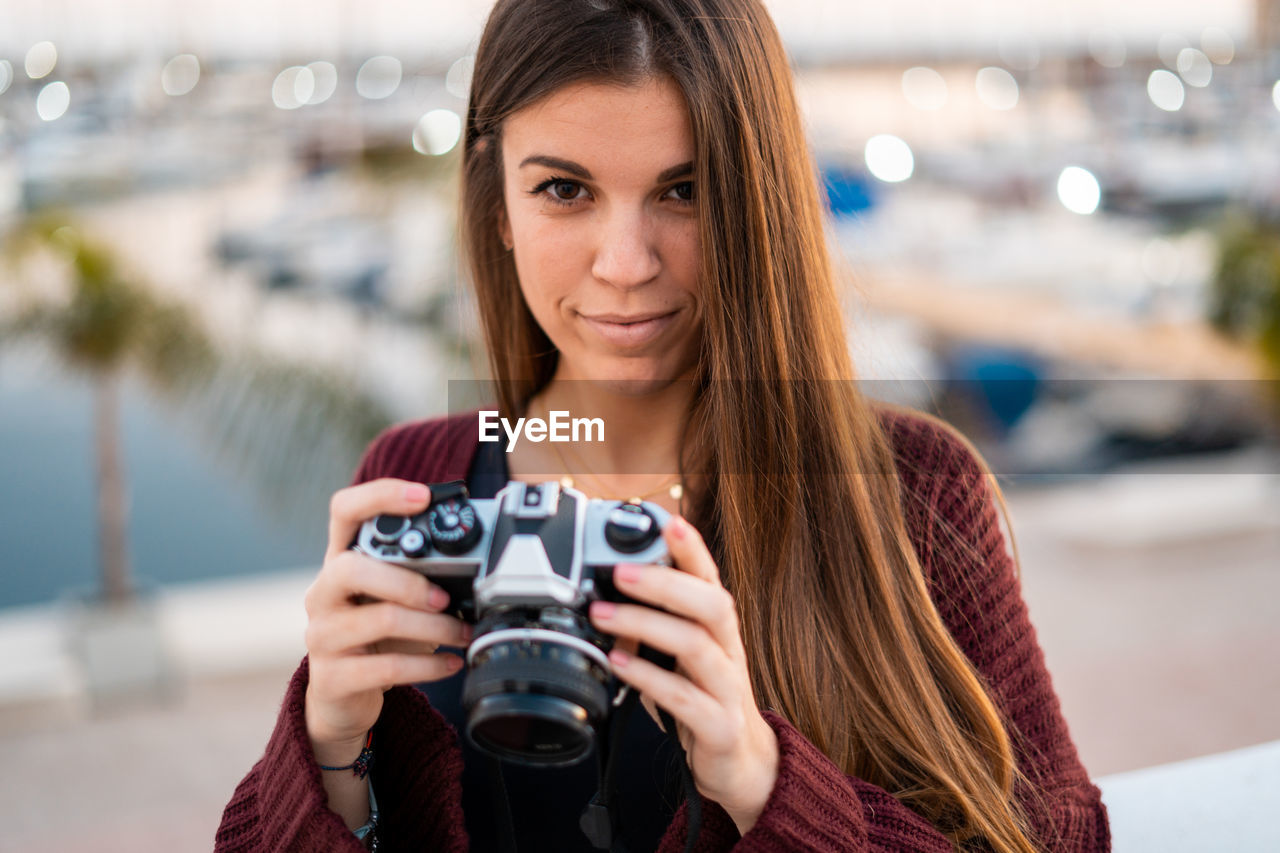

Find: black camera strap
<box><xmin>486</xmin><ymin>686</ymin><xmax>703</xmax><ymax>853</ymax></box>
<box><xmin>656</xmin><ymin>705</ymin><xmax>702</xmax><ymax>853</ymax></box>
<box><xmin>485</xmin><ymin>754</ymin><xmax>519</xmax><ymax>852</ymax></box>
<box><xmin>579</xmin><ymin>688</ymin><xmax>702</xmax><ymax>853</ymax></box>
<box><xmin>578</xmin><ymin>685</ymin><xmax>638</xmax><ymax>852</ymax></box>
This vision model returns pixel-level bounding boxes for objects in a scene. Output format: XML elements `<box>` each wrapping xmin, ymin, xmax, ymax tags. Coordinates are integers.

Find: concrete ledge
<box><xmin>0</xmin><ymin>568</ymin><xmax>314</xmax><ymax>707</ymax></box>
<box><xmin>1099</xmin><ymin>739</ymin><xmax>1280</xmax><ymax>851</ymax></box>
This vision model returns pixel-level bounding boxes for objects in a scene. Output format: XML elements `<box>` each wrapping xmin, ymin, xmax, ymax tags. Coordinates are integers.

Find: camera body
<box><xmin>353</xmin><ymin>479</ymin><xmax>671</xmax><ymax>766</ymax></box>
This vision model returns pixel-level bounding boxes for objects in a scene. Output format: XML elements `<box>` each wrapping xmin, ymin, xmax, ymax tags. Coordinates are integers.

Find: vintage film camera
<box><xmin>353</xmin><ymin>479</ymin><xmax>671</xmax><ymax>766</ymax></box>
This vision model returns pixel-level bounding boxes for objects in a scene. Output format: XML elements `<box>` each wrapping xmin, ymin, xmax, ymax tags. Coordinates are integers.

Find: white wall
<box><xmin>0</xmin><ymin>0</ymin><xmax>1255</xmax><ymax>62</ymax></box>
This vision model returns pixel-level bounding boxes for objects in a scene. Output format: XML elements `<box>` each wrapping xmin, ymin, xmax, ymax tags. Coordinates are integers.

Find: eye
<box><xmin>551</xmin><ymin>180</ymin><xmax>584</xmax><ymax>201</ymax></box>
<box><xmin>665</xmin><ymin>181</ymin><xmax>695</xmax><ymax>204</ymax></box>
<box><xmin>528</xmin><ymin>176</ymin><xmax>590</xmax><ymax>206</ymax></box>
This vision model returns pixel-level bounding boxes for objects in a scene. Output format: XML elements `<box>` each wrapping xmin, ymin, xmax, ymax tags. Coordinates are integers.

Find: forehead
<box><xmin>502</xmin><ymin>77</ymin><xmax>693</xmax><ymax>172</ymax></box>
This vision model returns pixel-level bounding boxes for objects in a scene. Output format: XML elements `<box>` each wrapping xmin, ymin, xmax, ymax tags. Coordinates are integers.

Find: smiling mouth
<box><xmin>582</xmin><ymin>311</ymin><xmax>678</xmax><ymax>325</ymax></box>
<box><xmin>579</xmin><ymin>310</ymin><xmax>680</xmax><ymax>347</ymax></box>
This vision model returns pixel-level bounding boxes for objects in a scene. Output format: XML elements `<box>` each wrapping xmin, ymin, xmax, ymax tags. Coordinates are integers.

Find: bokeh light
<box><xmin>36</xmin><ymin>80</ymin><xmax>70</xmax><ymax>121</ymax></box>
<box><xmin>975</xmin><ymin>67</ymin><xmax>1018</xmax><ymax>111</ymax></box>
<box><xmin>412</xmin><ymin>109</ymin><xmax>462</xmax><ymax>156</ymax></box>
<box><xmin>272</xmin><ymin>66</ymin><xmax>315</xmax><ymax>110</ymax></box>
<box><xmin>1157</xmin><ymin>34</ymin><xmax>1189</xmax><ymax>69</ymax></box>
<box><xmin>864</xmin><ymin>134</ymin><xmax>914</xmax><ymax>183</ymax></box>
<box><xmin>1201</xmin><ymin>28</ymin><xmax>1235</xmax><ymax>64</ymax></box>
<box><xmin>1273</xmin><ymin>80</ymin><xmax>1280</xmax><ymax>113</ymax></box>
<box><xmin>305</xmin><ymin>61</ymin><xmax>338</xmax><ymax>105</ymax></box>
<box><xmin>1088</xmin><ymin>31</ymin><xmax>1126</xmax><ymax>68</ymax></box>
<box><xmin>25</xmin><ymin>41</ymin><xmax>57</xmax><ymax>79</ymax></box>
<box><xmin>1147</xmin><ymin>70</ymin><xmax>1185</xmax><ymax>112</ymax></box>
<box><xmin>901</xmin><ymin>66</ymin><xmax>947</xmax><ymax>111</ymax></box>
<box><xmin>161</xmin><ymin>54</ymin><xmax>201</xmax><ymax>97</ymax></box>
<box><xmin>1057</xmin><ymin>166</ymin><xmax>1101</xmax><ymax>215</ymax></box>
<box><xmin>1176</xmin><ymin>49</ymin><xmax>1212</xmax><ymax>88</ymax></box>
<box><xmin>446</xmin><ymin>55</ymin><xmax>474</xmax><ymax>100</ymax></box>
<box><xmin>0</xmin><ymin>60</ymin><xmax>12</xmax><ymax>95</ymax></box>
<box><xmin>355</xmin><ymin>56</ymin><xmax>401</xmax><ymax>100</ymax></box>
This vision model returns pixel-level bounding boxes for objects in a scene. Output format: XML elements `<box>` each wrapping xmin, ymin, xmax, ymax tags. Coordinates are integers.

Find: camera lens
<box><xmin>467</xmin><ymin>694</ymin><xmax>594</xmax><ymax>763</ymax></box>
<box><xmin>461</xmin><ymin>611</ymin><xmax>612</xmax><ymax>767</ymax></box>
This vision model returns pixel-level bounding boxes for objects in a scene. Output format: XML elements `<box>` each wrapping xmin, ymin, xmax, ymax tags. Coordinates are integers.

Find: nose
<box><xmin>591</xmin><ymin>208</ymin><xmax>661</xmax><ymax>289</ymax></box>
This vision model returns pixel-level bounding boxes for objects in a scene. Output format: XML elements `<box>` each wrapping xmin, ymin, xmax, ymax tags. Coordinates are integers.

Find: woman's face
<box><xmin>500</xmin><ymin>76</ymin><xmax>701</xmax><ymax>391</ymax></box>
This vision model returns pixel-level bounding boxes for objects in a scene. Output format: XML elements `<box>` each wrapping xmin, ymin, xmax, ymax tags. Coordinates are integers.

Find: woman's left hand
<box><xmin>589</xmin><ymin>514</ymin><xmax>779</xmax><ymax>836</ymax></box>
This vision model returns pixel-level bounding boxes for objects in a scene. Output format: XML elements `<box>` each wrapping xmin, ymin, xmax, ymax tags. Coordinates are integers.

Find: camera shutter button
<box><xmin>398</xmin><ymin>528</ymin><xmax>429</xmax><ymax>558</ymax></box>
<box><xmin>604</xmin><ymin>505</ymin><xmax>659</xmax><ymax>553</ymax></box>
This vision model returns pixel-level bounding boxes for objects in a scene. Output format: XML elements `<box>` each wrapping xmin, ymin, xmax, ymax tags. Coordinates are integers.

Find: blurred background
<box><xmin>1</xmin><ymin>1</ymin><xmax>1278</xmax><ymax>849</ymax></box>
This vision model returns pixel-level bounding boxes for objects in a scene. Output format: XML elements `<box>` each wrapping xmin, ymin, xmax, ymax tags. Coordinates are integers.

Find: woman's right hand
<box><xmin>303</xmin><ymin>479</ymin><xmax>473</xmax><ymax>759</ymax></box>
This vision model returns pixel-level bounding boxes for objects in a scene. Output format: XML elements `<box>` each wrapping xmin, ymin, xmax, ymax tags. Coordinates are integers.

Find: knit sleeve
<box><xmin>653</xmin><ymin>708</ymin><xmax>955</xmax><ymax>853</ymax></box>
<box><xmin>215</xmin><ymin>417</ymin><xmax>477</xmax><ymax>851</ymax></box>
<box><xmin>214</xmin><ymin>657</ymin><xmax>469</xmax><ymax>852</ymax></box>
<box><xmin>655</xmin><ymin>416</ymin><xmax>1109</xmax><ymax>852</ymax></box>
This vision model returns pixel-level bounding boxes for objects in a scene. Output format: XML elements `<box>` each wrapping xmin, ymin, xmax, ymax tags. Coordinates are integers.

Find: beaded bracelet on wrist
<box><xmin>319</xmin><ymin>730</ymin><xmax>374</xmax><ymax>779</ymax></box>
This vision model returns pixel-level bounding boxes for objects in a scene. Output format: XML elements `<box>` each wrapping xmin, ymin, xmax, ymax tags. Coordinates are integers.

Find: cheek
<box><xmin>508</xmin><ymin>210</ymin><xmax>599</xmax><ymax>323</ymax></box>
<box><xmin>511</xmin><ymin>227</ymin><xmax>581</xmax><ymax>329</ymax></box>
<box><xmin>668</xmin><ymin>220</ymin><xmax>702</xmax><ymax>296</ymax></box>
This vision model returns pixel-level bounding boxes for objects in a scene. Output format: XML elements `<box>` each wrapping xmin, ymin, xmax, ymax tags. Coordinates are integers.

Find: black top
<box><xmin>413</xmin><ymin>438</ymin><xmax>683</xmax><ymax>852</ymax></box>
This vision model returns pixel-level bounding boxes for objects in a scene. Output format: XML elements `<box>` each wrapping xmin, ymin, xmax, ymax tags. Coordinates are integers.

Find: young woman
<box><xmin>217</xmin><ymin>1</ymin><xmax>1109</xmax><ymax>851</ymax></box>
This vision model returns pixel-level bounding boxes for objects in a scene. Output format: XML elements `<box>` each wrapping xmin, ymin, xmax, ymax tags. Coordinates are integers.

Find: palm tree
<box><xmin>2</xmin><ymin>213</ymin><xmax>395</xmax><ymax>606</ymax></box>
<box><xmin>1211</xmin><ymin>210</ymin><xmax>1280</xmax><ymax>376</ymax></box>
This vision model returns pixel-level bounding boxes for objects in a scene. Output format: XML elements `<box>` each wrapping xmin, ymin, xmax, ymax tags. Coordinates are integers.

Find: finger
<box><xmin>611</xmin><ymin>563</ymin><xmax>743</xmax><ymax>657</ymax></box>
<box><xmin>308</xmin><ymin>551</ymin><xmax>446</xmax><ymax>615</ymax></box>
<box><xmin>608</xmin><ymin>648</ymin><xmax>726</xmax><ymax>749</ymax></box>
<box><xmin>324</xmin><ymin>651</ymin><xmax>465</xmax><ymax>694</ymax></box>
<box><xmin>663</xmin><ymin>516</ymin><xmax>720</xmax><ymax>585</ymax></box>
<box><xmin>375</xmin><ymin>638</ymin><xmax>453</xmax><ymax>657</ymax></box>
<box><xmin>327</xmin><ymin>479</ymin><xmax>432</xmax><ymax>558</ymax></box>
<box><xmin>307</xmin><ymin>602</ymin><xmax>472</xmax><ymax>655</ymax></box>
<box><xmin>591</xmin><ymin>602</ymin><xmax>739</xmax><ymax>706</ymax></box>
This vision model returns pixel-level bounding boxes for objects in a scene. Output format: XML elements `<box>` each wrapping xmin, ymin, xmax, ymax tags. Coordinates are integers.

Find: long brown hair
<box><xmin>461</xmin><ymin>2</ymin><xmax>1040</xmax><ymax>850</ymax></box>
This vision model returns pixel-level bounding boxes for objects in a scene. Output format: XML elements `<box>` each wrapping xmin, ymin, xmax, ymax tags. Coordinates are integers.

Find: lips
<box><xmin>579</xmin><ymin>310</ymin><xmax>680</xmax><ymax>348</ymax></box>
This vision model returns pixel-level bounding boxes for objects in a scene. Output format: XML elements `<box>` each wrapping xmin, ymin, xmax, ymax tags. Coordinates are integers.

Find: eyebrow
<box><xmin>518</xmin><ymin>155</ymin><xmax>694</xmax><ymax>183</ymax></box>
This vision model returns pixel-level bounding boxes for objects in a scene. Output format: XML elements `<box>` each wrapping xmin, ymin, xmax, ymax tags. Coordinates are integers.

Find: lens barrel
<box><xmin>461</xmin><ymin>614</ymin><xmax>612</xmax><ymax>766</ymax></box>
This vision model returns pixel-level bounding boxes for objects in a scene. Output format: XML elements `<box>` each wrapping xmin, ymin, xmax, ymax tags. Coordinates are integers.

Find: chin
<box><xmin>574</xmin><ymin>358</ymin><xmax>695</xmax><ymax>397</ymax></box>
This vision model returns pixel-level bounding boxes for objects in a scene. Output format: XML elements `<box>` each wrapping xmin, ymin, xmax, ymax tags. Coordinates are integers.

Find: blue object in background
<box><xmin>946</xmin><ymin>345</ymin><xmax>1043</xmax><ymax>433</ymax></box>
<box><xmin>821</xmin><ymin>166</ymin><xmax>876</xmax><ymax>217</ymax></box>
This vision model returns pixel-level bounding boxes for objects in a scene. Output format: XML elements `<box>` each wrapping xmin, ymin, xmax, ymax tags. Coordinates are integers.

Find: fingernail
<box><xmin>461</xmin><ymin>623</ymin><xmax>474</xmax><ymax>642</ymax></box>
<box><xmin>447</xmin><ymin>655</ymin><xmax>464</xmax><ymax>672</ymax></box>
<box><xmin>615</xmin><ymin>564</ymin><xmax>643</xmax><ymax>584</ymax></box>
<box><xmin>428</xmin><ymin>587</ymin><xmax>449</xmax><ymax>609</ymax></box>
<box><xmin>404</xmin><ymin>483</ymin><xmax>429</xmax><ymax>502</ymax></box>
<box><xmin>591</xmin><ymin>601</ymin><xmax>616</xmax><ymax>620</ymax></box>
<box><xmin>609</xmin><ymin>649</ymin><xmax>630</xmax><ymax>667</ymax></box>
<box><xmin>668</xmin><ymin>516</ymin><xmax>688</xmax><ymax>539</ymax></box>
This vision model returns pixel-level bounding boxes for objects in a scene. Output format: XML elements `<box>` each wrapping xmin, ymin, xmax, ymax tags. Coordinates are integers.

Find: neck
<box><xmin>528</xmin><ymin>373</ymin><xmax>693</xmax><ymax>479</ymax></box>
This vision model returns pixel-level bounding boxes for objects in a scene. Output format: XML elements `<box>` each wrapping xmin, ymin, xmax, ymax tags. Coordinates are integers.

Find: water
<box><xmin>0</xmin><ymin>350</ymin><xmax>326</xmax><ymax>610</ymax></box>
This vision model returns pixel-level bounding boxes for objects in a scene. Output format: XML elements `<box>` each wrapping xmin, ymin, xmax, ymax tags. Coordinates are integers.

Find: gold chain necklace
<box><xmin>532</xmin><ymin>401</ymin><xmax>684</xmax><ymax>505</ymax></box>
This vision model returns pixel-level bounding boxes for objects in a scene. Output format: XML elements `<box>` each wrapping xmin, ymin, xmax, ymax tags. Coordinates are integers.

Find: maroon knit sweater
<box><xmin>216</xmin><ymin>406</ymin><xmax>1109</xmax><ymax>852</ymax></box>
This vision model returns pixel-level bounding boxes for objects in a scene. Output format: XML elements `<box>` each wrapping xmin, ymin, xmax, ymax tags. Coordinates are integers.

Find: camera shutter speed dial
<box><xmin>428</xmin><ymin>497</ymin><xmax>483</xmax><ymax>555</ymax></box>
<box><xmin>604</xmin><ymin>504</ymin><xmax>659</xmax><ymax>553</ymax></box>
